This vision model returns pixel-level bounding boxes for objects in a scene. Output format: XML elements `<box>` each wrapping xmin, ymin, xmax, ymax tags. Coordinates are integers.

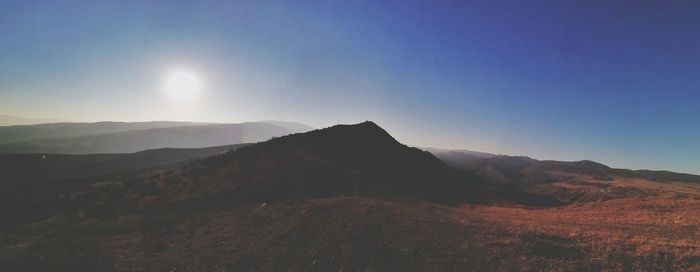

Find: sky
<box><xmin>1</xmin><ymin>0</ymin><xmax>700</xmax><ymax>173</ymax></box>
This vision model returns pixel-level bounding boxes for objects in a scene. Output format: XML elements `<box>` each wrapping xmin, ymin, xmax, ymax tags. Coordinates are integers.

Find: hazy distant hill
<box><xmin>428</xmin><ymin>148</ymin><xmax>700</xmax><ymax>186</ymax></box>
<box><xmin>0</xmin><ymin>121</ymin><xmax>204</xmax><ymax>145</ymax></box>
<box><xmin>260</xmin><ymin>120</ymin><xmax>315</xmax><ymax>133</ymax></box>
<box><xmin>0</xmin><ymin>121</ymin><xmax>311</xmax><ymax>154</ymax></box>
<box><xmin>150</xmin><ymin>121</ymin><xmax>484</xmax><ymax>206</ymax></box>
<box><xmin>0</xmin><ymin>115</ymin><xmax>66</xmax><ymax>126</ymax></box>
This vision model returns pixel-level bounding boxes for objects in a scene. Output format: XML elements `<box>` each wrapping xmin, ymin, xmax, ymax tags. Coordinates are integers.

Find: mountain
<box><xmin>0</xmin><ymin>121</ymin><xmax>310</xmax><ymax>154</ymax></box>
<box><xmin>0</xmin><ymin>115</ymin><xmax>66</xmax><ymax>126</ymax></box>
<box><xmin>0</xmin><ymin>122</ymin><xmax>698</xmax><ymax>271</ymax></box>
<box><xmin>0</xmin><ymin>121</ymin><xmax>203</xmax><ymax>145</ymax></box>
<box><xmin>429</xmin><ymin>148</ymin><xmax>700</xmax><ymax>185</ymax></box>
<box><xmin>142</xmin><ymin>121</ymin><xmax>484</xmax><ymax>209</ymax></box>
<box><xmin>428</xmin><ymin>148</ymin><xmax>700</xmax><ymax>203</ymax></box>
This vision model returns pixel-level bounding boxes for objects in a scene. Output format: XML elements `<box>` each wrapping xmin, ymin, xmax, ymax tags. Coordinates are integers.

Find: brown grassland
<box><xmin>2</xmin><ymin>175</ymin><xmax>698</xmax><ymax>271</ymax></box>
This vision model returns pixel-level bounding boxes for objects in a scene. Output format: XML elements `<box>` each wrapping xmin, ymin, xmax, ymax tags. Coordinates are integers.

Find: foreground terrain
<box><xmin>0</xmin><ymin>122</ymin><xmax>698</xmax><ymax>271</ymax></box>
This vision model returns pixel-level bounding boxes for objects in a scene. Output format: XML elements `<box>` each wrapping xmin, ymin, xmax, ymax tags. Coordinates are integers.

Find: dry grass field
<box><xmin>459</xmin><ymin>175</ymin><xmax>700</xmax><ymax>271</ymax></box>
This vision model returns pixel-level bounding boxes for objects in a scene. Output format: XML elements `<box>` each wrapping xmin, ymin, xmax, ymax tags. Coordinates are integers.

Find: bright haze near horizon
<box><xmin>1</xmin><ymin>1</ymin><xmax>699</xmax><ymax>174</ymax></box>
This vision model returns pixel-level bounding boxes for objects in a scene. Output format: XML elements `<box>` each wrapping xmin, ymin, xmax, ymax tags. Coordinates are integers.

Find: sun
<box><xmin>164</xmin><ymin>69</ymin><xmax>201</xmax><ymax>101</ymax></box>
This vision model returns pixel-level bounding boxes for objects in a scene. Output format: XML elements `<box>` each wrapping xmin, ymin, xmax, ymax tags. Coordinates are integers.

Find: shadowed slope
<box><xmin>0</xmin><ymin>144</ymin><xmax>249</xmax><ymax>231</ymax></box>
<box><xmin>143</xmin><ymin>122</ymin><xmax>484</xmax><ymax>211</ymax></box>
<box><xmin>0</xmin><ymin>144</ymin><xmax>247</xmax><ymax>185</ymax></box>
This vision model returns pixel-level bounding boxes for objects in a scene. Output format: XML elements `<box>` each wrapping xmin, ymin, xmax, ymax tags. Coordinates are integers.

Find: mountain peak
<box><xmin>324</xmin><ymin>121</ymin><xmax>385</xmax><ymax>133</ymax></box>
<box><xmin>356</xmin><ymin>120</ymin><xmax>380</xmax><ymax>127</ymax></box>
<box><xmin>262</xmin><ymin>121</ymin><xmax>401</xmax><ymax>151</ymax></box>
<box><xmin>326</xmin><ymin>121</ymin><xmax>392</xmax><ymax>138</ymax></box>
<box><xmin>168</xmin><ymin>120</ymin><xmax>480</xmax><ymax>206</ymax></box>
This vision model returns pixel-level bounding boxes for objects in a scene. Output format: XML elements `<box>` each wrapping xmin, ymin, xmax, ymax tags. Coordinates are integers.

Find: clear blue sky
<box><xmin>1</xmin><ymin>0</ymin><xmax>700</xmax><ymax>173</ymax></box>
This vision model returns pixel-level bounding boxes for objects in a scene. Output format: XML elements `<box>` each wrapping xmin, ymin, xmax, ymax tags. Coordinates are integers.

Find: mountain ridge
<box><xmin>427</xmin><ymin>148</ymin><xmax>700</xmax><ymax>185</ymax></box>
<box><xmin>0</xmin><ymin>115</ymin><xmax>67</xmax><ymax>126</ymax></box>
<box><xmin>140</xmin><ymin>121</ymin><xmax>485</xmax><ymax>211</ymax></box>
<box><xmin>0</xmin><ymin>121</ymin><xmax>311</xmax><ymax>154</ymax></box>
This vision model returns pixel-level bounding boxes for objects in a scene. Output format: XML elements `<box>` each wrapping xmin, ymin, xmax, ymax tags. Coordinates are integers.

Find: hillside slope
<box><xmin>141</xmin><ymin>121</ymin><xmax>485</xmax><ymax>209</ymax></box>
<box><xmin>0</xmin><ymin>144</ymin><xmax>246</xmax><ymax>185</ymax></box>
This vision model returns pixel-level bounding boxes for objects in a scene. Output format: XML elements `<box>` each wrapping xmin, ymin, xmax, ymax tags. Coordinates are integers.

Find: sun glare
<box><xmin>164</xmin><ymin>69</ymin><xmax>201</xmax><ymax>101</ymax></box>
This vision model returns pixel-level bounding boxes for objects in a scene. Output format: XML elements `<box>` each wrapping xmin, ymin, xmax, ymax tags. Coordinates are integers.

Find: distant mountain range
<box><xmin>426</xmin><ymin>147</ymin><xmax>700</xmax><ymax>203</ymax></box>
<box><xmin>0</xmin><ymin>115</ymin><xmax>66</xmax><ymax>126</ymax></box>
<box><xmin>0</xmin><ymin>121</ymin><xmax>313</xmax><ymax>154</ymax></box>
<box><xmin>425</xmin><ymin>148</ymin><xmax>700</xmax><ymax>186</ymax></box>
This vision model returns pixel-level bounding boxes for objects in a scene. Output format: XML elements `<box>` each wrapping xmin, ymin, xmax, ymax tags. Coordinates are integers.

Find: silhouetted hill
<box><xmin>0</xmin><ymin>122</ymin><xmax>308</xmax><ymax>154</ymax></box>
<box><xmin>142</xmin><ymin>121</ymin><xmax>485</xmax><ymax>210</ymax></box>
